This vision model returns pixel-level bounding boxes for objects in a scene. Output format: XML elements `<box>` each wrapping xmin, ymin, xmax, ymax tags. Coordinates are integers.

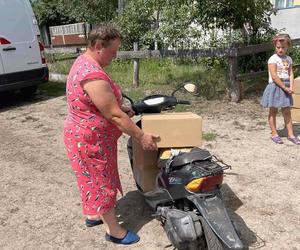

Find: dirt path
<box><xmin>0</xmin><ymin>92</ymin><xmax>299</xmax><ymax>250</ymax></box>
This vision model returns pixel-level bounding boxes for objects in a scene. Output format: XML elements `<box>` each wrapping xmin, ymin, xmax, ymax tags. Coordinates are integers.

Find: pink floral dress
<box><xmin>64</xmin><ymin>54</ymin><xmax>123</xmax><ymax>215</ymax></box>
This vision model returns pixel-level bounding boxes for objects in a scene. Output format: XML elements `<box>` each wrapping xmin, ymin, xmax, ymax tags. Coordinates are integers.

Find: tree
<box><xmin>115</xmin><ymin>0</ymin><xmax>277</xmax><ymax>49</ymax></box>
<box><xmin>155</xmin><ymin>0</ymin><xmax>201</xmax><ymax>49</ymax></box>
<box><xmin>68</xmin><ymin>0</ymin><xmax>118</xmax><ymax>24</ymax></box>
<box><xmin>115</xmin><ymin>0</ymin><xmax>201</xmax><ymax>50</ymax></box>
<box><xmin>32</xmin><ymin>0</ymin><xmax>74</xmax><ymax>26</ymax></box>
<box><xmin>114</xmin><ymin>0</ymin><xmax>154</xmax><ymax>49</ymax></box>
<box><xmin>196</xmin><ymin>0</ymin><xmax>277</xmax><ymax>43</ymax></box>
<box><xmin>32</xmin><ymin>0</ymin><xmax>118</xmax><ymax>27</ymax></box>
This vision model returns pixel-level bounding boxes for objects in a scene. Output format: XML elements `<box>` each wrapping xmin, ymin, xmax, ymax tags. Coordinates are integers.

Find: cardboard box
<box><xmin>291</xmin><ymin>108</ymin><xmax>300</xmax><ymax>122</ymax></box>
<box><xmin>132</xmin><ymin>139</ymin><xmax>159</xmax><ymax>192</ymax></box>
<box><xmin>132</xmin><ymin>112</ymin><xmax>203</xmax><ymax>192</ymax></box>
<box><xmin>141</xmin><ymin>112</ymin><xmax>202</xmax><ymax>148</ymax></box>
<box><xmin>292</xmin><ymin>94</ymin><xmax>300</xmax><ymax>108</ymax></box>
<box><xmin>293</xmin><ymin>77</ymin><xmax>300</xmax><ymax>94</ymax></box>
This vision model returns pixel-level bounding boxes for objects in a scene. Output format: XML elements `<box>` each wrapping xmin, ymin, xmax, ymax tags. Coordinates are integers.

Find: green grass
<box><xmin>39</xmin><ymin>81</ymin><xmax>66</xmax><ymax>96</ymax></box>
<box><xmin>203</xmin><ymin>132</ymin><xmax>217</xmax><ymax>141</ymax></box>
<box><xmin>45</xmin><ymin>53</ymin><xmax>77</xmax><ymax>63</ymax></box>
<box><xmin>48</xmin><ymin>59</ymin><xmax>75</xmax><ymax>75</ymax></box>
<box><xmin>103</xmin><ymin>58</ymin><xmax>207</xmax><ymax>88</ymax></box>
<box><xmin>47</xmin><ymin>56</ymin><xmax>228</xmax><ymax>100</ymax></box>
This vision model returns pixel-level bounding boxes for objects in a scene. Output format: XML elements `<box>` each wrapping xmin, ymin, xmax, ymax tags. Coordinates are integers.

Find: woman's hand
<box><xmin>140</xmin><ymin>133</ymin><xmax>160</xmax><ymax>151</ymax></box>
<box><xmin>121</xmin><ymin>106</ymin><xmax>135</xmax><ymax>118</ymax></box>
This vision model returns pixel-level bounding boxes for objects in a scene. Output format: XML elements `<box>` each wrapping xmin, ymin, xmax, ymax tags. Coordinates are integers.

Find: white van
<box><xmin>0</xmin><ymin>0</ymin><xmax>48</xmax><ymax>95</ymax></box>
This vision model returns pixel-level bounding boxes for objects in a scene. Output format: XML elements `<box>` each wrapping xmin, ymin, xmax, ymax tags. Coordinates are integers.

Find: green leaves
<box><xmin>33</xmin><ymin>0</ymin><xmax>277</xmax><ymax>48</ymax></box>
<box><xmin>32</xmin><ymin>0</ymin><xmax>118</xmax><ymax>26</ymax></box>
<box><xmin>115</xmin><ymin>0</ymin><xmax>202</xmax><ymax>50</ymax></box>
<box><xmin>116</xmin><ymin>0</ymin><xmax>276</xmax><ymax>49</ymax></box>
<box><xmin>68</xmin><ymin>0</ymin><xmax>118</xmax><ymax>24</ymax></box>
<box><xmin>196</xmin><ymin>0</ymin><xmax>276</xmax><ymax>43</ymax></box>
<box><xmin>114</xmin><ymin>0</ymin><xmax>154</xmax><ymax>49</ymax></box>
<box><xmin>32</xmin><ymin>0</ymin><xmax>74</xmax><ymax>26</ymax></box>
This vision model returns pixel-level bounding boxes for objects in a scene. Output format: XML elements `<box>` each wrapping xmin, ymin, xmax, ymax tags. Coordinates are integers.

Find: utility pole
<box><xmin>133</xmin><ymin>42</ymin><xmax>139</xmax><ymax>87</ymax></box>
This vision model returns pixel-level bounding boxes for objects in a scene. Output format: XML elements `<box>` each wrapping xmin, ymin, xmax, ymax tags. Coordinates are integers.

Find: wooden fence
<box><xmin>45</xmin><ymin>38</ymin><xmax>300</xmax><ymax>102</ymax></box>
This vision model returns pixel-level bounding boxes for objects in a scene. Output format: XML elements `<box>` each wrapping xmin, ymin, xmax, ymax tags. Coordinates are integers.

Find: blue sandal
<box><xmin>85</xmin><ymin>218</ymin><xmax>103</xmax><ymax>227</ymax></box>
<box><xmin>287</xmin><ymin>137</ymin><xmax>300</xmax><ymax>145</ymax></box>
<box><xmin>105</xmin><ymin>230</ymin><xmax>140</xmax><ymax>245</ymax></box>
<box><xmin>271</xmin><ymin>135</ymin><xmax>283</xmax><ymax>144</ymax></box>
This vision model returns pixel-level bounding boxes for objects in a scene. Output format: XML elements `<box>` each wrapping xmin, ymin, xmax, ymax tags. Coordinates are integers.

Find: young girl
<box><xmin>261</xmin><ymin>34</ymin><xmax>300</xmax><ymax>145</ymax></box>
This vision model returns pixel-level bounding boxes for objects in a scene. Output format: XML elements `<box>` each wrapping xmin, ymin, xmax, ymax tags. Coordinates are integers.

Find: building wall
<box><xmin>295</xmin><ymin>0</ymin><xmax>300</xmax><ymax>5</ymax></box>
<box><xmin>270</xmin><ymin>1</ymin><xmax>300</xmax><ymax>39</ymax></box>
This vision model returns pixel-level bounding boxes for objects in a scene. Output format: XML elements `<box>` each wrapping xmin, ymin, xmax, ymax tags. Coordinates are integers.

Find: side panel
<box><xmin>0</xmin><ymin>0</ymin><xmax>42</xmax><ymax>74</ymax></box>
<box><xmin>0</xmin><ymin>54</ymin><xmax>4</xmax><ymax>74</ymax></box>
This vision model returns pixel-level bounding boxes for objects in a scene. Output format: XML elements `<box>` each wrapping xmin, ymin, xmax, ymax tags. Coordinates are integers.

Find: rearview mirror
<box><xmin>171</xmin><ymin>82</ymin><xmax>200</xmax><ymax>96</ymax></box>
<box><xmin>183</xmin><ymin>83</ymin><xmax>199</xmax><ymax>95</ymax></box>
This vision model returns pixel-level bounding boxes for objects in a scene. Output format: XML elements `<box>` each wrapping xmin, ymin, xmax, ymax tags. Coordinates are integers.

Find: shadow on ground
<box><xmin>0</xmin><ymin>81</ymin><xmax>65</xmax><ymax>112</ymax></box>
<box><xmin>115</xmin><ymin>190</ymin><xmax>153</xmax><ymax>233</ymax></box>
<box><xmin>115</xmin><ymin>185</ymin><xmax>260</xmax><ymax>250</ymax></box>
<box><xmin>278</xmin><ymin>124</ymin><xmax>300</xmax><ymax>137</ymax></box>
<box><xmin>222</xmin><ymin>183</ymin><xmax>264</xmax><ymax>250</ymax></box>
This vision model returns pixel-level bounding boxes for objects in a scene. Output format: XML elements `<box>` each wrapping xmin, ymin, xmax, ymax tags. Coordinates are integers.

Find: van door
<box><xmin>0</xmin><ymin>0</ymin><xmax>42</xmax><ymax>74</ymax></box>
<box><xmin>0</xmin><ymin>54</ymin><xmax>4</xmax><ymax>75</ymax></box>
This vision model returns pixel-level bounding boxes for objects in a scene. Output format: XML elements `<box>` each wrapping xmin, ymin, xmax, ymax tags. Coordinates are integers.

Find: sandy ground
<box><xmin>0</xmin><ymin>89</ymin><xmax>299</xmax><ymax>250</ymax></box>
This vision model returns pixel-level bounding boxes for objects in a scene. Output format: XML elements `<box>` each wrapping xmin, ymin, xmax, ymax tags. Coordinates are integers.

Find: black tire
<box><xmin>186</xmin><ymin>238</ymin><xmax>206</xmax><ymax>250</ymax></box>
<box><xmin>0</xmin><ymin>90</ymin><xmax>14</xmax><ymax>98</ymax></box>
<box><xmin>200</xmin><ymin>217</ymin><xmax>224</xmax><ymax>250</ymax></box>
<box><xmin>20</xmin><ymin>85</ymin><xmax>38</xmax><ymax>97</ymax></box>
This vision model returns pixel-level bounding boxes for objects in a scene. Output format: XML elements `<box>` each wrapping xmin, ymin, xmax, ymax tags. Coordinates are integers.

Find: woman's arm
<box><xmin>82</xmin><ymin>79</ymin><xmax>158</xmax><ymax>150</ymax></box>
<box><xmin>268</xmin><ymin>64</ymin><xmax>292</xmax><ymax>94</ymax></box>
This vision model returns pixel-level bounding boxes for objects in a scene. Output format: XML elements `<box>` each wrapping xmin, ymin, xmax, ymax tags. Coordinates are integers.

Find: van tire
<box><xmin>20</xmin><ymin>86</ymin><xmax>38</xmax><ymax>97</ymax></box>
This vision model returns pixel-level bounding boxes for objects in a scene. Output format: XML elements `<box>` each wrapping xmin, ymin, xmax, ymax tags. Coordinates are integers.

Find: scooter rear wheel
<box><xmin>185</xmin><ymin>238</ymin><xmax>206</xmax><ymax>250</ymax></box>
<box><xmin>200</xmin><ymin>217</ymin><xmax>224</xmax><ymax>250</ymax></box>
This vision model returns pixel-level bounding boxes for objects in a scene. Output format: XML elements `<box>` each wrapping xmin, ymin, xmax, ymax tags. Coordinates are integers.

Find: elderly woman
<box><xmin>63</xmin><ymin>25</ymin><xmax>158</xmax><ymax>245</ymax></box>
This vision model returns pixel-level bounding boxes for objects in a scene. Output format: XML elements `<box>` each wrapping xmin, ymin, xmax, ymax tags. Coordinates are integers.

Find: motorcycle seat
<box><xmin>170</xmin><ymin>148</ymin><xmax>212</xmax><ymax>167</ymax></box>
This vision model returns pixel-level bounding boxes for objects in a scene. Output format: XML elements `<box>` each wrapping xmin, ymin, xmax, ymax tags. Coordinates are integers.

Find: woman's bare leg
<box><xmin>101</xmin><ymin>208</ymin><xmax>127</xmax><ymax>238</ymax></box>
<box><xmin>87</xmin><ymin>214</ymin><xmax>101</xmax><ymax>220</ymax></box>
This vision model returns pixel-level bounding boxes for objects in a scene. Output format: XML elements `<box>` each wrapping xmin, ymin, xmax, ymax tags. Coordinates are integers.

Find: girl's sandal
<box><xmin>287</xmin><ymin>137</ymin><xmax>300</xmax><ymax>145</ymax></box>
<box><xmin>271</xmin><ymin>135</ymin><xmax>283</xmax><ymax>144</ymax></box>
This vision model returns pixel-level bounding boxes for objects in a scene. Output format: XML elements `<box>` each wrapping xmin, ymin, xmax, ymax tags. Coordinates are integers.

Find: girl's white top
<box><xmin>268</xmin><ymin>54</ymin><xmax>293</xmax><ymax>83</ymax></box>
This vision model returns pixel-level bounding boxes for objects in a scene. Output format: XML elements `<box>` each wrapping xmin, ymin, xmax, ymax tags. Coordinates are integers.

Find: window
<box><xmin>275</xmin><ymin>0</ymin><xmax>294</xmax><ymax>9</ymax></box>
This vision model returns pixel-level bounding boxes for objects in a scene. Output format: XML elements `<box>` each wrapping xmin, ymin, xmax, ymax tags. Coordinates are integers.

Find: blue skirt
<box><xmin>260</xmin><ymin>81</ymin><xmax>293</xmax><ymax>108</ymax></box>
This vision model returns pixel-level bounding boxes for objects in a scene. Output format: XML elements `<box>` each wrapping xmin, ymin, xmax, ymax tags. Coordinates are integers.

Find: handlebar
<box><xmin>123</xmin><ymin>93</ymin><xmax>192</xmax><ymax>115</ymax></box>
<box><xmin>177</xmin><ymin>100</ymin><xmax>191</xmax><ymax>105</ymax></box>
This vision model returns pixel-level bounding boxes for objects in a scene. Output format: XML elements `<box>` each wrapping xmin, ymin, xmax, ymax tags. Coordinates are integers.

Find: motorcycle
<box><xmin>123</xmin><ymin>83</ymin><xmax>244</xmax><ymax>250</ymax></box>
